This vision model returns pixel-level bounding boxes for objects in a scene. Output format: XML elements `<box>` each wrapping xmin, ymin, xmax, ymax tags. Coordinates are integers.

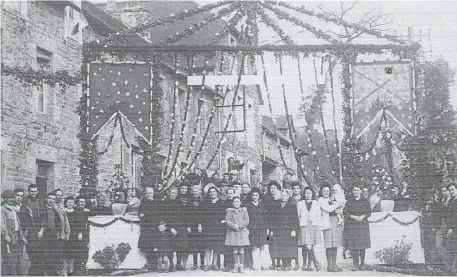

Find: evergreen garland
<box><xmin>2</xmin><ymin>63</ymin><xmax>81</xmax><ymax>88</ymax></box>
<box><xmin>77</xmin><ymin>93</ymin><xmax>99</xmax><ymax>197</ymax></box>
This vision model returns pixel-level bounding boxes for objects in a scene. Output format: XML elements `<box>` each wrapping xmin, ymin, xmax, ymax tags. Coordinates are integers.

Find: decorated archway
<box><xmin>80</xmin><ymin>0</ymin><xmax>421</xmax><ymax>194</ymax></box>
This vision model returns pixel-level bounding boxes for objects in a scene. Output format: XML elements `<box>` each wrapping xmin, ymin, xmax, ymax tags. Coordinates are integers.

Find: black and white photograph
<box><xmin>1</xmin><ymin>0</ymin><xmax>457</xmax><ymax>276</ymax></box>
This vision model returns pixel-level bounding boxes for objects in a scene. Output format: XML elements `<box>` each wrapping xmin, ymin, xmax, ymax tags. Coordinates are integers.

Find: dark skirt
<box><xmin>187</xmin><ymin>229</ymin><xmax>204</xmax><ymax>252</ymax></box>
<box><xmin>169</xmin><ymin>226</ymin><xmax>189</xmax><ymax>252</ymax></box>
<box><xmin>202</xmin><ymin>226</ymin><xmax>225</xmax><ymax>251</ymax></box>
<box><xmin>269</xmin><ymin>228</ymin><xmax>298</xmax><ymax>259</ymax></box>
<box><xmin>323</xmin><ymin>216</ymin><xmax>343</xmax><ymax>248</ymax></box>
<box><xmin>249</xmin><ymin>227</ymin><xmax>268</xmax><ymax>246</ymax></box>
<box><xmin>343</xmin><ymin>221</ymin><xmax>371</xmax><ymax>249</ymax></box>
<box><xmin>63</xmin><ymin>239</ymin><xmax>78</xmax><ymax>259</ymax></box>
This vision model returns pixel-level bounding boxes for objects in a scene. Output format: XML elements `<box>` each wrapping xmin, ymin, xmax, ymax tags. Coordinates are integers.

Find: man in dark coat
<box><xmin>222</xmin><ymin>187</ymin><xmax>236</xmax><ymax>271</ymax></box>
<box><xmin>20</xmin><ymin>184</ymin><xmax>46</xmax><ymax>276</ymax></box>
<box><xmin>343</xmin><ymin>185</ymin><xmax>372</xmax><ymax>271</ymax></box>
<box><xmin>2</xmin><ymin>190</ymin><xmax>27</xmax><ymax>276</ymax></box>
<box><xmin>438</xmin><ymin>182</ymin><xmax>457</xmax><ymax>275</ymax></box>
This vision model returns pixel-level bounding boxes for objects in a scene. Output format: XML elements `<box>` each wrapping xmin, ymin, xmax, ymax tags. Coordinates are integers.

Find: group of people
<box><xmin>2</xmin><ymin>180</ymin><xmax>456</xmax><ymax>276</ymax></box>
<box><xmin>1</xmin><ymin>185</ymin><xmax>92</xmax><ymax>276</ymax></box>
<box><xmin>424</xmin><ymin>183</ymin><xmax>457</xmax><ymax>275</ymax></box>
<box><xmin>136</xmin><ymin>179</ymin><xmax>375</xmax><ymax>274</ymax></box>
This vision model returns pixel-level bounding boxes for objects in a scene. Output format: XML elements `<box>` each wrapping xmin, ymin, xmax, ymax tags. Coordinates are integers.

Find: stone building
<box><xmin>261</xmin><ymin>116</ymin><xmax>297</xmax><ymax>187</ymax></box>
<box><xmin>1</xmin><ymin>1</ymin><xmax>84</xmax><ymax>197</ymax></box>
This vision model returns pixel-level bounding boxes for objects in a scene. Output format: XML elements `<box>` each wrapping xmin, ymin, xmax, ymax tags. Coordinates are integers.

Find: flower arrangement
<box><xmin>105</xmin><ymin>165</ymin><xmax>130</xmax><ymax>203</ymax></box>
<box><xmin>374</xmin><ymin>236</ymin><xmax>412</xmax><ymax>265</ymax></box>
<box><xmin>371</xmin><ymin>164</ymin><xmax>396</xmax><ymax>200</ymax></box>
<box><xmin>92</xmin><ymin>243</ymin><xmax>132</xmax><ymax>270</ymax></box>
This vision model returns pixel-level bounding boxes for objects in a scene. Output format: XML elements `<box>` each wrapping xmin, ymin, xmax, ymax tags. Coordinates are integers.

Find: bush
<box><xmin>374</xmin><ymin>236</ymin><xmax>412</xmax><ymax>265</ymax></box>
<box><xmin>93</xmin><ymin>243</ymin><xmax>132</xmax><ymax>270</ymax></box>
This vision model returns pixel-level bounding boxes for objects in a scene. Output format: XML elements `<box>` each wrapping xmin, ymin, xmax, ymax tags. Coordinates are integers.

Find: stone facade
<box><xmin>1</xmin><ymin>1</ymin><xmax>83</xmax><ymax>195</ymax></box>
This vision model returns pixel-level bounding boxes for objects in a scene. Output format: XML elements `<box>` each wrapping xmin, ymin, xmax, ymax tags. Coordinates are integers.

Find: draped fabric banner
<box><xmin>88</xmin><ymin>63</ymin><xmax>152</xmax><ymax>142</ymax></box>
<box><xmin>352</xmin><ymin>61</ymin><xmax>414</xmax><ymax>148</ymax></box>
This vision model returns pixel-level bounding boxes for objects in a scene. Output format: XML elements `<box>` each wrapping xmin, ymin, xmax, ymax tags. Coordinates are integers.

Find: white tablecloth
<box><xmin>365</xmin><ymin>211</ymin><xmax>424</xmax><ymax>264</ymax></box>
<box><xmin>86</xmin><ymin>216</ymin><xmax>146</xmax><ymax>269</ymax></box>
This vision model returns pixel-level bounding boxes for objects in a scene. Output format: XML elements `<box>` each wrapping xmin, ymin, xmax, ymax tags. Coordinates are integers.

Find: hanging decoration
<box><xmin>256</xmin><ymin>6</ymin><xmax>294</xmax><ymax>45</ymax></box>
<box><xmin>88</xmin><ymin>216</ymin><xmax>139</xmax><ymax>227</ymax></box>
<box><xmin>165</xmin><ymin>55</ymin><xmax>197</xmax><ymax>182</ymax></box>
<box><xmin>260</xmin><ymin>2</ymin><xmax>339</xmax><ymax>44</ymax></box>
<box><xmin>163</xmin><ymin>54</ymin><xmax>180</xmax><ymax>178</ymax></box>
<box><xmin>161</xmin><ymin>2</ymin><xmax>241</xmax><ymax>45</ymax></box>
<box><xmin>206</xmin><ymin>52</ymin><xmax>248</xmax><ymax>169</ymax></box>
<box><xmin>272</xmin><ymin>1</ymin><xmax>409</xmax><ymax>45</ymax></box>
<box><xmin>87</xmin><ymin>62</ymin><xmax>152</xmax><ymax>142</ymax></box>
<box><xmin>2</xmin><ymin>63</ymin><xmax>81</xmax><ymax>88</ymax></box>
<box><xmin>77</xmin><ymin>93</ymin><xmax>99</xmax><ymax>197</ymax></box>
<box><xmin>185</xmin><ymin>99</ymin><xmax>204</xmax><ymax>160</ymax></box>
<box><xmin>140</xmin><ymin>56</ymin><xmax>164</xmax><ymax>188</ymax></box>
<box><xmin>93</xmin><ymin>1</ymin><xmax>234</xmax><ymax>45</ymax></box>
<box><xmin>277</xmin><ymin>54</ymin><xmax>311</xmax><ymax>185</ymax></box>
<box><xmin>328</xmin><ymin>56</ymin><xmax>342</xmax><ymax>180</ymax></box>
<box><xmin>296</xmin><ymin>54</ymin><xmax>323</xmax><ymax>183</ymax></box>
<box><xmin>260</xmin><ymin>53</ymin><xmax>290</xmax><ymax>173</ymax></box>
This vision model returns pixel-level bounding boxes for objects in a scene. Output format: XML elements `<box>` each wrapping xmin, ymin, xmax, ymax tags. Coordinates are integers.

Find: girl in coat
<box><xmin>225</xmin><ymin>197</ymin><xmax>250</xmax><ymax>273</ymax></box>
<box><xmin>297</xmin><ymin>187</ymin><xmax>322</xmax><ymax>271</ymax></box>
<box><xmin>246</xmin><ymin>188</ymin><xmax>269</xmax><ymax>271</ymax></box>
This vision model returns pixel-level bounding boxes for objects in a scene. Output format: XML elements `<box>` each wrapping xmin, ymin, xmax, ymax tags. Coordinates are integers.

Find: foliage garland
<box><xmin>88</xmin><ymin>216</ymin><xmax>139</xmax><ymax>227</ymax></box>
<box><xmin>328</xmin><ymin>57</ymin><xmax>342</xmax><ymax>179</ymax></box>
<box><xmin>185</xmin><ymin>99</ymin><xmax>204</xmax><ymax>160</ymax></box>
<box><xmin>161</xmin><ymin>3</ymin><xmax>240</xmax><ymax>45</ymax></box>
<box><xmin>140</xmin><ymin>56</ymin><xmax>164</xmax><ymax>188</ymax></box>
<box><xmin>256</xmin><ymin>6</ymin><xmax>294</xmax><ymax>45</ymax></box>
<box><xmin>261</xmin><ymin>2</ymin><xmax>339</xmax><ymax>44</ymax></box>
<box><xmin>163</xmin><ymin>54</ymin><xmax>180</xmax><ymax>178</ymax></box>
<box><xmin>165</xmin><ymin>55</ymin><xmax>197</xmax><ymax>181</ymax></box>
<box><xmin>272</xmin><ymin>1</ymin><xmax>409</xmax><ymax>45</ymax></box>
<box><xmin>277</xmin><ymin>54</ymin><xmax>311</xmax><ymax>185</ymax></box>
<box><xmin>367</xmin><ymin>213</ymin><xmax>421</xmax><ymax>225</ymax></box>
<box><xmin>77</xmin><ymin>93</ymin><xmax>99</xmax><ymax>197</ymax></box>
<box><xmin>260</xmin><ymin>53</ymin><xmax>290</xmax><ymax>173</ymax></box>
<box><xmin>2</xmin><ymin>63</ymin><xmax>81</xmax><ymax>88</ymax></box>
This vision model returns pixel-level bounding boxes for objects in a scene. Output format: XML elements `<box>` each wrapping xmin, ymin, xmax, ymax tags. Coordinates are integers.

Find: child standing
<box><xmin>154</xmin><ymin>221</ymin><xmax>171</xmax><ymax>273</ymax></box>
<box><xmin>225</xmin><ymin>197</ymin><xmax>250</xmax><ymax>273</ymax></box>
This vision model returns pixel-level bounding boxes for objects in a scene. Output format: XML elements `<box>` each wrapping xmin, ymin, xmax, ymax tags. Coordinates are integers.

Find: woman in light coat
<box><xmin>318</xmin><ymin>184</ymin><xmax>345</xmax><ymax>272</ymax></box>
<box><xmin>297</xmin><ymin>187</ymin><xmax>322</xmax><ymax>271</ymax></box>
<box><xmin>225</xmin><ymin>197</ymin><xmax>250</xmax><ymax>273</ymax></box>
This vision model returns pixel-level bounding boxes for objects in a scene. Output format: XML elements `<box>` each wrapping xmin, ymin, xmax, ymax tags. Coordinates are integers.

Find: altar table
<box><xmin>86</xmin><ymin>216</ymin><xmax>146</xmax><ymax>270</ymax></box>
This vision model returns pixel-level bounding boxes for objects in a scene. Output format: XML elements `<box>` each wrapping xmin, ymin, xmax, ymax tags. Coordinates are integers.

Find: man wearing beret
<box><xmin>2</xmin><ymin>190</ymin><xmax>27</xmax><ymax>276</ymax></box>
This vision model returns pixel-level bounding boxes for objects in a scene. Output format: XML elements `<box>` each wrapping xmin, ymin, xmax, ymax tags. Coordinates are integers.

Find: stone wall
<box><xmin>1</xmin><ymin>2</ymin><xmax>82</xmax><ymax>194</ymax></box>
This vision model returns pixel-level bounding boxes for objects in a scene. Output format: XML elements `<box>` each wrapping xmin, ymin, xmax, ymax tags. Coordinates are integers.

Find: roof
<box><xmin>82</xmin><ymin>1</ymin><xmax>147</xmax><ymax>44</ymax></box>
<box><xmin>262</xmin><ymin>116</ymin><xmax>291</xmax><ymax>145</ymax></box>
<box><xmin>93</xmin><ymin>1</ymin><xmax>232</xmax><ymax>46</ymax></box>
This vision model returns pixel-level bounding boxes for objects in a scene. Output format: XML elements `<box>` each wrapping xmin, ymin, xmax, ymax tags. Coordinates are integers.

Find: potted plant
<box><xmin>106</xmin><ymin>165</ymin><xmax>130</xmax><ymax>216</ymax></box>
<box><xmin>372</xmin><ymin>166</ymin><xmax>396</xmax><ymax>212</ymax></box>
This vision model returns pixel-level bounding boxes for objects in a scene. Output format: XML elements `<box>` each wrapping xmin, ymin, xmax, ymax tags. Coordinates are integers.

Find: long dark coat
<box><xmin>186</xmin><ymin>196</ymin><xmax>204</xmax><ymax>251</ymax></box>
<box><xmin>246</xmin><ymin>201</ymin><xmax>268</xmax><ymax>246</ymax></box>
<box><xmin>201</xmin><ymin>198</ymin><xmax>226</xmax><ymax>251</ymax></box>
<box><xmin>162</xmin><ymin>198</ymin><xmax>189</xmax><ymax>251</ymax></box>
<box><xmin>343</xmin><ymin>197</ymin><xmax>372</xmax><ymax>250</ymax></box>
<box><xmin>269</xmin><ymin>200</ymin><xmax>299</xmax><ymax>259</ymax></box>
<box><xmin>138</xmin><ymin>199</ymin><xmax>160</xmax><ymax>253</ymax></box>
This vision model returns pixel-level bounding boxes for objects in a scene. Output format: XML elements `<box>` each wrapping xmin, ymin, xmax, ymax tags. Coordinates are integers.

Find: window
<box><xmin>36</xmin><ymin>47</ymin><xmax>52</xmax><ymax>114</ymax></box>
<box><xmin>36</xmin><ymin>160</ymin><xmax>54</xmax><ymax>200</ymax></box>
<box><xmin>3</xmin><ymin>1</ymin><xmax>27</xmax><ymax>18</ymax></box>
<box><xmin>64</xmin><ymin>6</ymin><xmax>81</xmax><ymax>42</ymax></box>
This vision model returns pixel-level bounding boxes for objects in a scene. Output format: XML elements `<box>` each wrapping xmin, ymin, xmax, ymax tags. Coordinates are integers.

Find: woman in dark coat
<box><xmin>138</xmin><ymin>187</ymin><xmax>160</xmax><ymax>270</ymax></box>
<box><xmin>264</xmin><ymin>181</ymin><xmax>281</xmax><ymax>269</ymax></box>
<box><xmin>201</xmin><ymin>186</ymin><xmax>226</xmax><ymax>271</ymax></box>
<box><xmin>187</xmin><ymin>185</ymin><xmax>205</xmax><ymax>270</ymax></box>
<box><xmin>246</xmin><ymin>188</ymin><xmax>269</xmax><ymax>270</ymax></box>
<box><xmin>163</xmin><ymin>187</ymin><xmax>189</xmax><ymax>271</ymax></box>
<box><xmin>343</xmin><ymin>185</ymin><xmax>372</xmax><ymax>271</ymax></box>
<box><xmin>73</xmin><ymin>196</ymin><xmax>90</xmax><ymax>275</ymax></box>
<box><xmin>269</xmin><ymin>189</ymin><xmax>299</xmax><ymax>271</ymax></box>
